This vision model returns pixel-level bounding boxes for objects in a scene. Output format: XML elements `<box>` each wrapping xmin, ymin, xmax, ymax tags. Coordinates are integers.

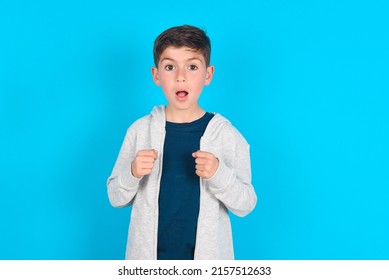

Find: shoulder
<box><xmin>123</xmin><ymin>114</ymin><xmax>152</xmax><ymax>138</ymax></box>
<box><xmin>208</xmin><ymin>114</ymin><xmax>249</xmax><ymax>147</ymax></box>
<box><xmin>126</xmin><ymin>105</ymin><xmax>166</xmax><ymax>134</ymax></box>
<box><xmin>129</xmin><ymin>114</ymin><xmax>152</xmax><ymax>130</ymax></box>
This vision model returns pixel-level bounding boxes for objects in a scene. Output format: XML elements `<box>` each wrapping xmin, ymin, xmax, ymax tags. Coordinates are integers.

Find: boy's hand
<box><xmin>131</xmin><ymin>150</ymin><xmax>158</xmax><ymax>179</ymax></box>
<box><xmin>192</xmin><ymin>150</ymin><xmax>219</xmax><ymax>179</ymax></box>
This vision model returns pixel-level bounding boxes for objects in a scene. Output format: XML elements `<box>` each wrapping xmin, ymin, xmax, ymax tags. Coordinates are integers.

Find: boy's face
<box><xmin>152</xmin><ymin>47</ymin><xmax>214</xmax><ymax>115</ymax></box>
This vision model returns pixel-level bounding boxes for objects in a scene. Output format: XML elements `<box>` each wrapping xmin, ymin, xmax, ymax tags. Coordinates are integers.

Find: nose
<box><xmin>176</xmin><ymin>68</ymin><xmax>186</xmax><ymax>82</ymax></box>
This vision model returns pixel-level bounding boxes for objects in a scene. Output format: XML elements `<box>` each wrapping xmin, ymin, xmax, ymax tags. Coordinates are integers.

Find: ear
<box><xmin>151</xmin><ymin>67</ymin><xmax>161</xmax><ymax>86</ymax></box>
<box><xmin>204</xmin><ymin>65</ymin><xmax>215</xmax><ymax>86</ymax></box>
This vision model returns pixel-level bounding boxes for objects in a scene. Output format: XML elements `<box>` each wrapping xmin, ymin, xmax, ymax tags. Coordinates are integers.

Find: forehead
<box><xmin>159</xmin><ymin>46</ymin><xmax>205</xmax><ymax>63</ymax></box>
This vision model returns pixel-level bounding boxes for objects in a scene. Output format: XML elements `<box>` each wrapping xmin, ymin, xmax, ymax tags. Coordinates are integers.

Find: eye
<box><xmin>188</xmin><ymin>64</ymin><xmax>198</xmax><ymax>71</ymax></box>
<box><xmin>164</xmin><ymin>64</ymin><xmax>175</xmax><ymax>71</ymax></box>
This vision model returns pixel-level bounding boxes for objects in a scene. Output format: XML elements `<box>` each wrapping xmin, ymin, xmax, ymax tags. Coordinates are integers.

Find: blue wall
<box><xmin>1</xmin><ymin>0</ymin><xmax>388</xmax><ymax>259</ymax></box>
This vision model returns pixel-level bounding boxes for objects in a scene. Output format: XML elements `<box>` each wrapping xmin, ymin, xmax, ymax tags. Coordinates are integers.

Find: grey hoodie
<box><xmin>107</xmin><ymin>105</ymin><xmax>257</xmax><ymax>259</ymax></box>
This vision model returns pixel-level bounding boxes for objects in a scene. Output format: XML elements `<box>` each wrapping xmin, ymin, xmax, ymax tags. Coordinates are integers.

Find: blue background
<box><xmin>1</xmin><ymin>0</ymin><xmax>388</xmax><ymax>259</ymax></box>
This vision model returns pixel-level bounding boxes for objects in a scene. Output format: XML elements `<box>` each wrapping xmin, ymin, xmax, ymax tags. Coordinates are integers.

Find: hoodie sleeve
<box><xmin>203</xmin><ymin>127</ymin><xmax>257</xmax><ymax>217</ymax></box>
<box><xmin>107</xmin><ymin>127</ymin><xmax>141</xmax><ymax>208</ymax></box>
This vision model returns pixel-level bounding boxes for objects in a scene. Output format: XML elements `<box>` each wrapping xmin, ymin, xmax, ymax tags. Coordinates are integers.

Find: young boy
<box><xmin>107</xmin><ymin>25</ymin><xmax>257</xmax><ymax>260</ymax></box>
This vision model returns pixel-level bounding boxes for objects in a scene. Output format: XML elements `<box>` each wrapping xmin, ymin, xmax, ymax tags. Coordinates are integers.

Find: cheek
<box><xmin>191</xmin><ymin>74</ymin><xmax>207</xmax><ymax>86</ymax></box>
<box><xmin>158</xmin><ymin>74</ymin><xmax>174</xmax><ymax>87</ymax></box>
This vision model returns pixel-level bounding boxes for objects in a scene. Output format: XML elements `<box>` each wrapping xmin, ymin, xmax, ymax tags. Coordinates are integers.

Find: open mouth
<box><xmin>176</xmin><ymin>91</ymin><xmax>189</xmax><ymax>97</ymax></box>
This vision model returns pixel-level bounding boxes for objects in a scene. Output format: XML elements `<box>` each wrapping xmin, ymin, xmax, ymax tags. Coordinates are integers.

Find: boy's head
<box><xmin>151</xmin><ymin>25</ymin><xmax>215</xmax><ymax>120</ymax></box>
<box><xmin>153</xmin><ymin>25</ymin><xmax>211</xmax><ymax>67</ymax></box>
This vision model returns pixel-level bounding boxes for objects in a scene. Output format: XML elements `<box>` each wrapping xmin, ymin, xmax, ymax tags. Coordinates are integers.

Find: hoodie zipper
<box><xmin>153</xmin><ymin>129</ymin><xmax>166</xmax><ymax>259</ymax></box>
<box><xmin>194</xmin><ymin>136</ymin><xmax>205</xmax><ymax>259</ymax></box>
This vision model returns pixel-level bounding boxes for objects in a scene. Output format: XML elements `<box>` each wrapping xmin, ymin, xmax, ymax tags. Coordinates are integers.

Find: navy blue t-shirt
<box><xmin>157</xmin><ymin>112</ymin><xmax>214</xmax><ymax>260</ymax></box>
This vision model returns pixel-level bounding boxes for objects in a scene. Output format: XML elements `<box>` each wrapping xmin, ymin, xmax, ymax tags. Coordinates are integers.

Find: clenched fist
<box><xmin>192</xmin><ymin>150</ymin><xmax>219</xmax><ymax>179</ymax></box>
<box><xmin>131</xmin><ymin>149</ymin><xmax>158</xmax><ymax>179</ymax></box>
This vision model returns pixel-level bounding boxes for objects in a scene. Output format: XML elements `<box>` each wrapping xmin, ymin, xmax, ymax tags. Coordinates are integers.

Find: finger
<box><xmin>140</xmin><ymin>168</ymin><xmax>153</xmax><ymax>176</ymax></box>
<box><xmin>139</xmin><ymin>156</ymin><xmax>156</xmax><ymax>163</ymax></box>
<box><xmin>195</xmin><ymin>169</ymin><xmax>203</xmax><ymax>177</ymax></box>
<box><xmin>195</xmin><ymin>164</ymin><xmax>205</xmax><ymax>172</ymax></box>
<box><xmin>193</xmin><ymin>150</ymin><xmax>213</xmax><ymax>159</ymax></box>
<box><xmin>140</xmin><ymin>162</ymin><xmax>154</xmax><ymax>169</ymax></box>
<box><xmin>138</xmin><ymin>149</ymin><xmax>158</xmax><ymax>157</ymax></box>
<box><xmin>135</xmin><ymin>162</ymin><xmax>154</xmax><ymax>176</ymax></box>
<box><xmin>195</xmin><ymin>157</ymin><xmax>208</xmax><ymax>165</ymax></box>
<box><xmin>137</xmin><ymin>150</ymin><xmax>158</xmax><ymax>159</ymax></box>
<box><xmin>142</xmin><ymin>167</ymin><xmax>153</xmax><ymax>173</ymax></box>
<box><xmin>195</xmin><ymin>169</ymin><xmax>210</xmax><ymax>179</ymax></box>
<box><xmin>196</xmin><ymin>163</ymin><xmax>212</xmax><ymax>172</ymax></box>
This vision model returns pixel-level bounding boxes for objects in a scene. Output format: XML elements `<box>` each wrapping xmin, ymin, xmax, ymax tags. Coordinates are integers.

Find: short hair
<box><xmin>153</xmin><ymin>25</ymin><xmax>211</xmax><ymax>67</ymax></box>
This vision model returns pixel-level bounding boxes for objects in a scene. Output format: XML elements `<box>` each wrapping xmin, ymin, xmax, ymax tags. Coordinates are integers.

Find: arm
<box><xmin>107</xmin><ymin>128</ymin><xmax>141</xmax><ymax>208</ymax></box>
<box><xmin>198</xmin><ymin>134</ymin><xmax>257</xmax><ymax>217</ymax></box>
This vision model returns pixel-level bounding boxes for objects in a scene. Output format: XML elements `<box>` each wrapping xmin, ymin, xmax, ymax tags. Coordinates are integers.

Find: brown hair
<box><xmin>153</xmin><ymin>25</ymin><xmax>211</xmax><ymax>67</ymax></box>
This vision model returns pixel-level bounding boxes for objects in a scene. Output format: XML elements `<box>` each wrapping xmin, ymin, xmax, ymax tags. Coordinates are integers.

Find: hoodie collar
<box><xmin>150</xmin><ymin>105</ymin><xmax>166</xmax><ymax>129</ymax></box>
<box><xmin>150</xmin><ymin>105</ymin><xmax>229</xmax><ymax>137</ymax></box>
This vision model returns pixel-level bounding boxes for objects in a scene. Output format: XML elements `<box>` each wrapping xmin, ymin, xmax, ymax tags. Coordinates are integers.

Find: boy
<box><xmin>107</xmin><ymin>25</ymin><xmax>257</xmax><ymax>260</ymax></box>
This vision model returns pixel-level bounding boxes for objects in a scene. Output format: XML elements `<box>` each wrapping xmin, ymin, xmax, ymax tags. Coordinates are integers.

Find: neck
<box><xmin>165</xmin><ymin>106</ymin><xmax>205</xmax><ymax>123</ymax></box>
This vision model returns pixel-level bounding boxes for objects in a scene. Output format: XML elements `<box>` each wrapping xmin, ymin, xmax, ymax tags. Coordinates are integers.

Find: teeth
<box><xmin>176</xmin><ymin>91</ymin><xmax>188</xmax><ymax>97</ymax></box>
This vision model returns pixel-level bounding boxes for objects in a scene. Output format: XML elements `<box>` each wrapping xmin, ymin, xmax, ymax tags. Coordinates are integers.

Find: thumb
<box><xmin>153</xmin><ymin>149</ymin><xmax>158</xmax><ymax>159</ymax></box>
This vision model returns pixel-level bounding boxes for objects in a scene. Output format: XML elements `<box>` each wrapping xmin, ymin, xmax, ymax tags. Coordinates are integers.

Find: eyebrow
<box><xmin>160</xmin><ymin>57</ymin><xmax>204</xmax><ymax>64</ymax></box>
